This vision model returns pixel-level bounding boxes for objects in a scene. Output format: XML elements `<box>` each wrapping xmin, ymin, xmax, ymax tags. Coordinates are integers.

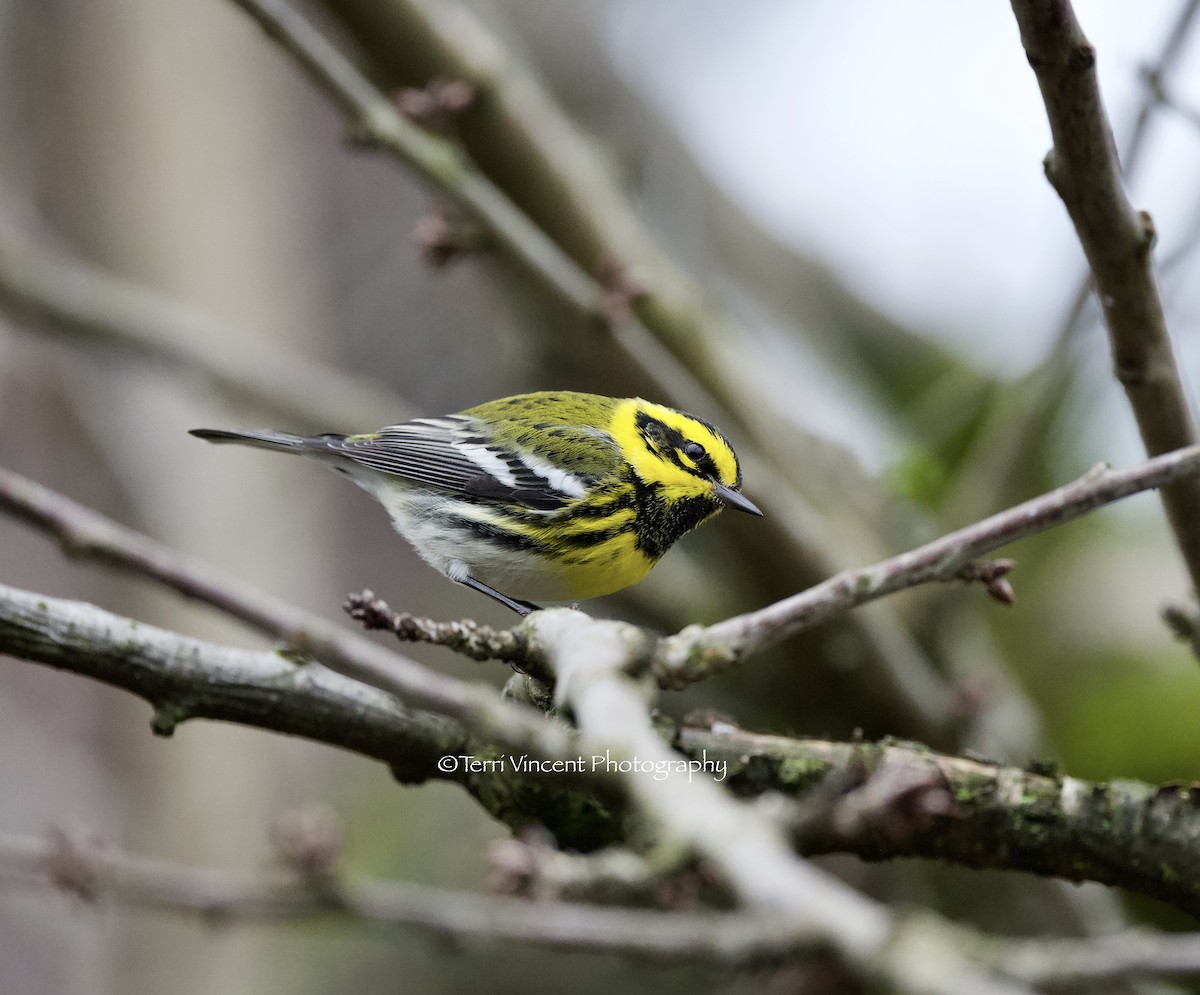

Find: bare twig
<box><xmin>227</xmin><ymin>0</ymin><xmax>802</xmax><ymax>456</ymax></box>
<box><xmin>1051</xmin><ymin>0</ymin><xmax>1200</xmax><ymax>350</ymax></box>
<box><xmin>347</xmin><ymin>446</ymin><xmax>1200</xmax><ymax>686</ymax></box>
<box><xmin>1121</xmin><ymin>0</ymin><xmax>1200</xmax><ymax>174</ymax></box>
<box><xmin>1149</xmin><ymin>77</ymin><xmax>1200</xmax><ymax>136</ymax></box>
<box><xmin>344</xmin><ymin>589</ymin><xmax>536</xmax><ymax>672</ymax></box>
<box><xmin>1011</xmin><ymin>0</ymin><xmax>1200</xmax><ymax>594</ymax></box>
<box><xmin>657</xmin><ymin>445</ymin><xmax>1200</xmax><ymax>681</ymax></box>
<box><xmin>534</xmin><ymin>609</ymin><xmax>893</xmax><ymax>962</ymax></box>
<box><xmin>302</xmin><ymin>0</ymin><xmax>858</xmax><ymax>456</ymax></box>
<box><xmin>1163</xmin><ymin>600</ymin><xmax>1200</xmax><ymax>659</ymax></box>
<box><xmin>489</xmin><ymin>833</ymin><xmax>666</xmax><ymax>904</ymax></box>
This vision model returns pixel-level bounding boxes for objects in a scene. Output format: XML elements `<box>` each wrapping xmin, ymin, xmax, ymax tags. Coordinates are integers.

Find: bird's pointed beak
<box><xmin>713</xmin><ymin>481</ymin><xmax>763</xmax><ymax>516</ymax></box>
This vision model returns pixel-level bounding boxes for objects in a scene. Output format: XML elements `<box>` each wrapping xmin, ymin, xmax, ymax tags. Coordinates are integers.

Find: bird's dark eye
<box><xmin>682</xmin><ymin>441</ymin><xmax>706</xmax><ymax>461</ymax></box>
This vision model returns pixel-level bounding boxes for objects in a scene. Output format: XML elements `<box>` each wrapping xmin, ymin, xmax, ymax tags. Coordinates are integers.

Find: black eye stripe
<box><xmin>635</xmin><ymin>412</ymin><xmax>723</xmax><ymax>479</ymax></box>
<box><xmin>636</xmin><ymin>413</ymin><xmax>674</xmax><ymax>450</ymax></box>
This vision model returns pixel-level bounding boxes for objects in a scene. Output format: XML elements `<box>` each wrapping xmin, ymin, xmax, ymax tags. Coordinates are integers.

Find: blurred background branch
<box><xmin>5</xmin><ymin>825</ymin><xmax>1200</xmax><ymax>989</ymax></box>
<box><xmin>0</xmin><ymin>826</ymin><xmax>820</xmax><ymax>964</ymax></box>
<box><xmin>0</xmin><ymin>229</ymin><xmax>408</xmax><ymax>429</ymax></box>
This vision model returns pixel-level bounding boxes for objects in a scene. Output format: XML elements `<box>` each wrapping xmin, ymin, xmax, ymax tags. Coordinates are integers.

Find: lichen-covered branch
<box><xmin>1010</xmin><ymin>0</ymin><xmax>1200</xmax><ymax>593</ymax></box>
<box><xmin>0</xmin><ymin>582</ymin><xmax>459</xmax><ymax>781</ymax></box>
<box><xmin>676</xmin><ymin>726</ymin><xmax>1200</xmax><ymax>917</ymax></box>
<box><xmin>0</xmin><ymin>582</ymin><xmax>626</xmax><ymax>843</ymax></box>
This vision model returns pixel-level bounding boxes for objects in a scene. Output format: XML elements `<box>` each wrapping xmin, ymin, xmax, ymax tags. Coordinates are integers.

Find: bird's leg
<box><xmin>459</xmin><ymin>576</ymin><xmax>541</xmax><ymax>616</ymax></box>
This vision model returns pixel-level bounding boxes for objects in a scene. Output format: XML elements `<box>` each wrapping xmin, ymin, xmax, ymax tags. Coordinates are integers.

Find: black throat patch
<box><xmin>629</xmin><ymin>477</ymin><xmax>721</xmax><ymax>559</ymax></box>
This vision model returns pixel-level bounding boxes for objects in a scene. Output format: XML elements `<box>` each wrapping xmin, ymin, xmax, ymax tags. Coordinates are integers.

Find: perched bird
<box><xmin>190</xmin><ymin>390</ymin><xmax>762</xmax><ymax>615</ymax></box>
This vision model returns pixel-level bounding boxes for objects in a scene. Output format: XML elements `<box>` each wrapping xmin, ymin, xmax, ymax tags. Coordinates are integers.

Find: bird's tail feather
<box><xmin>188</xmin><ymin>428</ymin><xmax>346</xmax><ymax>455</ymax></box>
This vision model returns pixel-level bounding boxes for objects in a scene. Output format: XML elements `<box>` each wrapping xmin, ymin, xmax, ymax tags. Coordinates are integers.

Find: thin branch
<box><xmin>301</xmin><ymin>0</ymin><xmax>848</xmax><ymax>453</ymax></box>
<box><xmin>0</xmin><ymin>231</ymin><xmax>405</xmax><ymax>431</ymax></box>
<box><xmin>279</xmin><ymin>0</ymin><xmax>873</xmax><ymax>533</ymax></box>
<box><xmin>343</xmin><ymin>589</ymin><xmax>539</xmax><ymax>673</ymax></box>
<box><xmin>343</xmin><ymin>447</ymin><xmax>1200</xmax><ymax>683</ymax></box>
<box><xmin>489</xmin><ymin>835</ymin><xmax>665</xmax><ymax>904</ymax></box>
<box><xmin>1120</xmin><ymin>0</ymin><xmax>1200</xmax><ymax>174</ymax></box>
<box><xmin>0</xmin><ymin>580</ymin><xmax>625</xmax><ymax>842</ymax></box>
<box><xmin>539</xmin><ymin>608</ymin><xmax>890</xmax><ymax>960</ymax></box>
<box><xmin>1051</xmin><ymin>0</ymin><xmax>1200</xmax><ymax>351</ymax></box>
<box><xmin>1011</xmin><ymin>0</ymin><xmax>1200</xmax><ymax>594</ymax></box>
<box><xmin>0</xmin><ymin>466</ymin><xmax>570</xmax><ymax>760</ymax></box>
<box><xmin>657</xmin><ymin>444</ymin><xmax>1200</xmax><ymax>681</ymax></box>
<box><xmin>1141</xmin><ymin>67</ymin><xmax>1200</xmax><ymax>133</ymax></box>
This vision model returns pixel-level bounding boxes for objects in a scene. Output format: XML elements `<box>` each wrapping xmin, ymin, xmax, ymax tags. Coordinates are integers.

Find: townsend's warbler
<box><xmin>190</xmin><ymin>391</ymin><xmax>762</xmax><ymax>614</ymax></box>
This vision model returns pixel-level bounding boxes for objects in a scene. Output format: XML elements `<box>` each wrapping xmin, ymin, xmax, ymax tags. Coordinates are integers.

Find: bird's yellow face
<box><xmin>609</xmin><ymin>398</ymin><xmax>750</xmax><ymax>507</ymax></box>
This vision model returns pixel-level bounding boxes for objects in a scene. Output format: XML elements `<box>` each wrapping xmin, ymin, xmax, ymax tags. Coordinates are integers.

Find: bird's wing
<box><xmin>327</xmin><ymin>416</ymin><xmax>619</xmax><ymax>511</ymax></box>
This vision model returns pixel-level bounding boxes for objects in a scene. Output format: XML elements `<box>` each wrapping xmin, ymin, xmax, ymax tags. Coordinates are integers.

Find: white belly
<box><xmin>365</xmin><ymin>480</ymin><xmax>578</xmax><ymax>600</ymax></box>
